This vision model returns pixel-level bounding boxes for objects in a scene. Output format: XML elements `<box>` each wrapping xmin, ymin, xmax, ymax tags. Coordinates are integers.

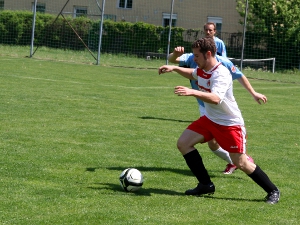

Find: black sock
<box><xmin>248</xmin><ymin>165</ymin><xmax>278</xmax><ymax>193</ymax></box>
<box><xmin>183</xmin><ymin>149</ymin><xmax>212</xmax><ymax>185</ymax></box>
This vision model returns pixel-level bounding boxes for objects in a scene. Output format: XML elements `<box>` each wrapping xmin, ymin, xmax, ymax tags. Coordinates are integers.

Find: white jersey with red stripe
<box><xmin>192</xmin><ymin>62</ymin><xmax>244</xmax><ymax>126</ymax></box>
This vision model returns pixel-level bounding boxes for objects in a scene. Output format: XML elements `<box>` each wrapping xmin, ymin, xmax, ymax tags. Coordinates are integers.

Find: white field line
<box><xmin>1</xmin><ymin>74</ymin><xmax>172</xmax><ymax>89</ymax></box>
<box><xmin>2</xmin><ymin>74</ymin><xmax>299</xmax><ymax>90</ymax></box>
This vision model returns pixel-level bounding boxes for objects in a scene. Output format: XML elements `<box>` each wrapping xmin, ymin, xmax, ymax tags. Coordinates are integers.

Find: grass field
<box><xmin>1</xmin><ymin>44</ymin><xmax>300</xmax><ymax>84</ymax></box>
<box><xmin>0</xmin><ymin>54</ymin><xmax>300</xmax><ymax>225</ymax></box>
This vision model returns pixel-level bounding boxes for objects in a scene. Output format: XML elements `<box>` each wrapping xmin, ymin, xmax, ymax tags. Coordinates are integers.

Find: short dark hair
<box><xmin>191</xmin><ymin>37</ymin><xmax>216</xmax><ymax>57</ymax></box>
<box><xmin>204</xmin><ymin>22</ymin><xmax>216</xmax><ymax>30</ymax></box>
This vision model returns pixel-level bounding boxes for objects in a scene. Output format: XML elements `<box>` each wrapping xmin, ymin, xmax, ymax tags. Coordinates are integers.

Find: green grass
<box><xmin>0</xmin><ymin>45</ymin><xmax>166</xmax><ymax>69</ymax></box>
<box><xmin>0</xmin><ymin>55</ymin><xmax>300</xmax><ymax>225</ymax></box>
<box><xmin>1</xmin><ymin>44</ymin><xmax>299</xmax><ymax>84</ymax></box>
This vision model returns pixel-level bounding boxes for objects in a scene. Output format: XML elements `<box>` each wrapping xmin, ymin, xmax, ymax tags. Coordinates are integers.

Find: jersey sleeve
<box><xmin>179</xmin><ymin>53</ymin><xmax>196</xmax><ymax>68</ymax></box>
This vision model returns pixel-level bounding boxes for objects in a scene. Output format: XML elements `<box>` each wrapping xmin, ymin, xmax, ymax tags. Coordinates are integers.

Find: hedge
<box><xmin>0</xmin><ymin>10</ymin><xmax>187</xmax><ymax>55</ymax></box>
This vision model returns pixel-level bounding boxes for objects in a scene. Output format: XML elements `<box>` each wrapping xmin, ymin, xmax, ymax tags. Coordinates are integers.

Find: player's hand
<box><xmin>174</xmin><ymin>86</ymin><xmax>193</xmax><ymax>96</ymax></box>
<box><xmin>158</xmin><ymin>65</ymin><xmax>174</xmax><ymax>75</ymax></box>
<box><xmin>253</xmin><ymin>92</ymin><xmax>267</xmax><ymax>104</ymax></box>
<box><xmin>173</xmin><ymin>46</ymin><xmax>185</xmax><ymax>57</ymax></box>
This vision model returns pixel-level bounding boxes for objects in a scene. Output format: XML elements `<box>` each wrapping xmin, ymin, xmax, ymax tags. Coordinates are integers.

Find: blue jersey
<box><xmin>214</xmin><ymin>37</ymin><xmax>227</xmax><ymax>57</ymax></box>
<box><xmin>179</xmin><ymin>54</ymin><xmax>243</xmax><ymax>107</ymax></box>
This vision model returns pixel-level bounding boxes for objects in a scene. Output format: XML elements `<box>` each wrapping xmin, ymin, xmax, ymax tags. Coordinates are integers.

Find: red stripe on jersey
<box><xmin>196</xmin><ymin>63</ymin><xmax>221</xmax><ymax>79</ymax></box>
<box><xmin>211</xmin><ymin>62</ymin><xmax>222</xmax><ymax>72</ymax></box>
<box><xmin>198</xmin><ymin>85</ymin><xmax>211</xmax><ymax>92</ymax></box>
<box><xmin>196</xmin><ymin>68</ymin><xmax>211</xmax><ymax>79</ymax></box>
<box><xmin>196</xmin><ymin>63</ymin><xmax>222</xmax><ymax>93</ymax></box>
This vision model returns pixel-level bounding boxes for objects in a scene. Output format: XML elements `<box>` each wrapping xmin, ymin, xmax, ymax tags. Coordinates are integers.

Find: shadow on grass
<box><xmin>86</xmin><ymin>166</ymin><xmax>246</xmax><ymax>181</ymax></box>
<box><xmin>87</xmin><ymin>182</ymin><xmax>183</xmax><ymax>196</ymax></box>
<box><xmin>139</xmin><ymin>116</ymin><xmax>193</xmax><ymax>123</ymax></box>
<box><xmin>198</xmin><ymin>195</ymin><xmax>265</xmax><ymax>203</ymax></box>
<box><xmin>87</xmin><ymin>182</ymin><xmax>264</xmax><ymax>202</ymax></box>
<box><xmin>87</xmin><ymin>166</ymin><xmax>192</xmax><ymax>176</ymax></box>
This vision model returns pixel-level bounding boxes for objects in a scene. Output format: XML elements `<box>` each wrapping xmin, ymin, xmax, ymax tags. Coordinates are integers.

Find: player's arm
<box><xmin>222</xmin><ymin>57</ymin><xmax>267</xmax><ymax>104</ymax></box>
<box><xmin>174</xmin><ymin>86</ymin><xmax>220</xmax><ymax>105</ymax></box>
<box><xmin>168</xmin><ymin>46</ymin><xmax>185</xmax><ymax>64</ymax></box>
<box><xmin>158</xmin><ymin>65</ymin><xmax>195</xmax><ymax>80</ymax></box>
<box><xmin>237</xmin><ymin>76</ymin><xmax>267</xmax><ymax>104</ymax></box>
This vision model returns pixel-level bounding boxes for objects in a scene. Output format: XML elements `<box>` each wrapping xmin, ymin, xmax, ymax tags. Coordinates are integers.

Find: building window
<box><xmin>207</xmin><ymin>17</ymin><xmax>223</xmax><ymax>34</ymax></box>
<box><xmin>162</xmin><ymin>13</ymin><xmax>177</xmax><ymax>27</ymax></box>
<box><xmin>119</xmin><ymin>0</ymin><xmax>132</xmax><ymax>9</ymax></box>
<box><xmin>32</xmin><ymin>2</ymin><xmax>46</xmax><ymax>13</ymax></box>
<box><xmin>74</xmin><ymin>6</ymin><xmax>87</xmax><ymax>18</ymax></box>
<box><xmin>0</xmin><ymin>0</ymin><xmax>4</xmax><ymax>10</ymax></box>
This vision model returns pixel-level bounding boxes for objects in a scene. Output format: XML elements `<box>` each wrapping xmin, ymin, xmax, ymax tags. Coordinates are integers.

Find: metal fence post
<box><xmin>30</xmin><ymin>0</ymin><xmax>38</xmax><ymax>57</ymax></box>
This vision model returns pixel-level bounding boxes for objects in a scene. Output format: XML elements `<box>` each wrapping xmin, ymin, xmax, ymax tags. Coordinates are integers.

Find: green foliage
<box><xmin>0</xmin><ymin>11</ymin><xmax>187</xmax><ymax>56</ymax></box>
<box><xmin>236</xmin><ymin>0</ymin><xmax>300</xmax><ymax>69</ymax></box>
<box><xmin>0</xmin><ymin>10</ymin><xmax>32</xmax><ymax>45</ymax></box>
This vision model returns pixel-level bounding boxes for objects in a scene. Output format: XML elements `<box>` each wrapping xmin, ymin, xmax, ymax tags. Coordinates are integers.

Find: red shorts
<box><xmin>187</xmin><ymin>116</ymin><xmax>246</xmax><ymax>153</ymax></box>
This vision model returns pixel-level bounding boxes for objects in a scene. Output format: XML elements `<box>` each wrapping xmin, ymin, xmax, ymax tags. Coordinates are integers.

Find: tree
<box><xmin>236</xmin><ymin>0</ymin><xmax>300</xmax><ymax>69</ymax></box>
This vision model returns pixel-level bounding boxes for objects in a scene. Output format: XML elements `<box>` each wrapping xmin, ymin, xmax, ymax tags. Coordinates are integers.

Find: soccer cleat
<box><xmin>247</xmin><ymin>155</ymin><xmax>254</xmax><ymax>163</ymax></box>
<box><xmin>223</xmin><ymin>163</ymin><xmax>237</xmax><ymax>174</ymax></box>
<box><xmin>185</xmin><ymin>183</ymin><xmax>215</xmax><ymax>196</ymax></box>
<box><xmin>265</xmin><ymin>190</ymin><xmax>280</xmax><ymax>204</ymax></box>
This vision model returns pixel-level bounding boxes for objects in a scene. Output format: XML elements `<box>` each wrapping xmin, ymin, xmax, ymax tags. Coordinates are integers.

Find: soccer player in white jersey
<box><xmin>168</xmin><ymin>50</ymin><xmax>267</xmax><ymax>174</ymax></box>
<box><xmin>158</xmin><ymin>37</ymin><xmax>280</xmax><ymax>204</ymax></box>
<box><xmin>168</xmin><ymin>22</ymin><xmax>252</xmax><ymax>174</ymax></box>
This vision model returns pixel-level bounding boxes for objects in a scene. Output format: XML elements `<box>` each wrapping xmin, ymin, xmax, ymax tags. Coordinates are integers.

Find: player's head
<box><xmin>204</xmin><ymin>22</ymin><xmax>216</xmax><ymax>38</ymax></box>
<box><xmin>191</xmin><ymin>37</ymin><xmax>216</xmax><ymax>69</ymax></box>
<box><xmin>192</xmin><ymin>37</ymin><xmax>216</xmax><ymax>59</ymax></box>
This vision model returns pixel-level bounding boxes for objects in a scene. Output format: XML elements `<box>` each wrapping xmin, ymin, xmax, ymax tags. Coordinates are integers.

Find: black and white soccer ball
<box><xmin>119</xmin><ymin>168</ymin><xmax>144</xmax><ymax>192</ymax></box>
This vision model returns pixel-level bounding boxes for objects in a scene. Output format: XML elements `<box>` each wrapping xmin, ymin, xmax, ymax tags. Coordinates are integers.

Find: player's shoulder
<box><xmin>186</xmin><ymin>53</ymin><xmax>194</xmax><ymax>58</ymax></box>
<box><xmin>217</xmin><ymin>63</ymin><xmax>232</xmax><ymax>75</ymax></box>
<box><xmin>218</xmin><ymin>63</ymin><xmax>230</xmax><ymax>71</ymax></box>
<box><xmin>180</xmin><ymin>53</ymin><xmax>193</xmax><ymax>60</ymax></box>
<box><xmin>217</xmin><ymin>55</ymin><xmax>232</xmax><ymax>64</ymax></box>
<box><xmin>214</xmin><ymin>36</ymin><xmax>225</xmax><ymax>44</ymax></box>
<box><xmin>217</xmin><ymin>56</ymin><xmax>241</xmax><ymax>76</ymax></box>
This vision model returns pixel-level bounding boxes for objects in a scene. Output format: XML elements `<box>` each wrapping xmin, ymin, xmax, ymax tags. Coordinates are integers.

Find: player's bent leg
<box><xmin>208</xmin><ymin>139</ymin><xmax>236</xmax><ymax>174</ymax></box>
<box><xmin>177</xmin><ymin>129</ymin><xmax>205</xmax><ymax>155</ymax></box>
<box><xmin>229</xmin><ymin>153</ymin><xmax>256</xmax><ymax>174</ymax></box>
<box><xmin>230</xmin><ymin>153</ymin><xmax>280</xmax><ymax>203</ymax></box>
<box><xmin>246</xmin><ymin>155</ymin><xmax>254</xmax><ymax>163</ymax></box>
<box><xmin>207</xmin><ymin>138</ymin><xmax>220</xmax><ymax>151</ymax></box>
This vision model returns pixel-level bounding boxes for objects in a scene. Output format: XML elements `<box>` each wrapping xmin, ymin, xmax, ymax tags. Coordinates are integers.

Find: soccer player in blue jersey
<box><xmin>204</xmin><ymin>22</ymin><xmax>227</xmax><ymax>57</ymax></box>
<box><xmin>168</xmin><ymin>46</ymin><xmax>267</xmax><ymax>174</ymax></box>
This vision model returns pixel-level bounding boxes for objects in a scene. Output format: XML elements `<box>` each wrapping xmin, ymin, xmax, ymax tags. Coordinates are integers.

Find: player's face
<box><xmin>192</xmin><ymin>48</ymin><xmax>207</xmax><ymax>69</ymax></box>
<box><xmin>205</xmin><ymin>25</ymin><xmax>216</xmax><ymax>37</ymax></box>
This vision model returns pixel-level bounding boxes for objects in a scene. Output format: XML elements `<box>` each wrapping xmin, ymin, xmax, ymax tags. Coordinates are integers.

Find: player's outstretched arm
<box><xmin>237</xmin><ymin>76</ymin><xmax>267</xmax><ymax>104</ymax></box>
<box><xmin>158</xmin><ymin>65</ymin><xmax>194</xmax><ymax>80</ymax></box>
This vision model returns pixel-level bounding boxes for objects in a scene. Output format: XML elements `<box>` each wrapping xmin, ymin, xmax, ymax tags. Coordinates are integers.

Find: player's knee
<box><xmin>176</xmin><ymin>138</ymin><xmax>185</xmax><ymax>151</ymax></box>
<box><xmin>207</xmin><ymin>139</ymin><xmax>219</xmax><ymax>151</ymax></box>
<box><xmin>234</xmin><ymin>160</ymin><xmax>254</xmax><ymax>173</ymax></box>
<box><xmin>176</xmin><ymin>138</ymin><xmax>191</xmax><ymax>154</ymax></box>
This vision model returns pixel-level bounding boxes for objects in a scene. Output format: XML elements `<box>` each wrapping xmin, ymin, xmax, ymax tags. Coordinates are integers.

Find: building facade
<box><xmin>1</xmin><ymin>0</ymin><xmax>243</xmax><ymax>34</ymax></box>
